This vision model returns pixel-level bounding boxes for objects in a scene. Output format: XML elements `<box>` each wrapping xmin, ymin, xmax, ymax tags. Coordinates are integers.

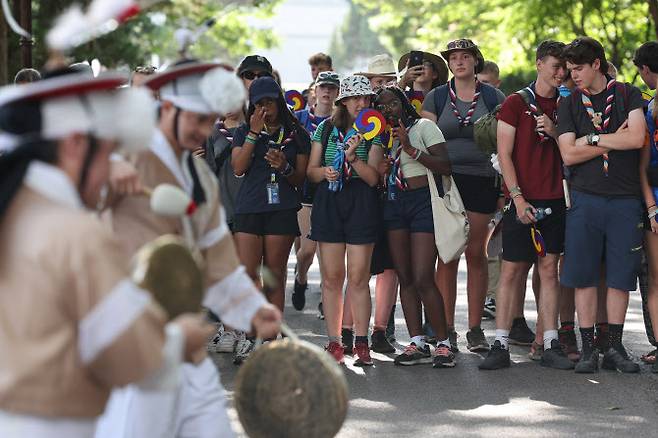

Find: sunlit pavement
<box><xmin>212</xmin><ymin>256</ymin><xmax>658</xmax><ymax>437</ymax></box>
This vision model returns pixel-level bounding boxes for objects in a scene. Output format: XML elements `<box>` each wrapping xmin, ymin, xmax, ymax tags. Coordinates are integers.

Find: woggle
<box><xmin>285</xmin><ymin>90</ymin><xmax>305</xmax><ymax>111</ymax></box>
<box><xmin>352</xmin><ymin>109</ymin><xmax>386</xmax><ymax>141</ymax></box>
<box><xmin>407</xmin><ymin>91</ymin><xmax>424</xmax><ymax>114</ymax></box>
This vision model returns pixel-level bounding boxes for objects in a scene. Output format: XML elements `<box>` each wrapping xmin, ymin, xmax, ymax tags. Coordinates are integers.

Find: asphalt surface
<box><xmin>212</xmin><ymin>257</ymin><xmax>658</xmax><ymax>437</ymax></box>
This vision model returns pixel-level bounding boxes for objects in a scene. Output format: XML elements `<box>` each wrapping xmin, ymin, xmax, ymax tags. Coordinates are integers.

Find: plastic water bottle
<box><xmin>328</xmin><ymin>180</ymin><xmax>340</xmax><ymax>192</ymax></box>
<box><xmin>534</xmin><ymin>207</ymin><xmax>552</xmax><ymax>221</ymax></box>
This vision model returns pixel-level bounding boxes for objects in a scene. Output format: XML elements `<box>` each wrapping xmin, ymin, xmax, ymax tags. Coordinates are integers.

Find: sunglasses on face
<box><xmin>375</xmin><ymin>99</ymin><xmax>401</xmax><ymax>113</ymax></box>
<box><xmin>241</xmin><ymin>71</ymin><xmax>272</xmax><ymax>80</ymax></box>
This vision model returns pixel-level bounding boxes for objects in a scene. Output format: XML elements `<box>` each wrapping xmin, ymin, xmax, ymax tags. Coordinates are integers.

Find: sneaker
<box><xmin>448</xmin><ymin>329</ymin><xmax>459</xmax><ymax>353</ymax></box>
<box><xmin>353</xmin><ymin>342</ymin><xmax>374</xmax><ymax>366</ymax></box>
<box><xmin>326</xmin><ymin>341</ymin><xmax>345</xmax><ymax>364</ymax></box>
<box><xmin>482</xmin><ymin>297</ymin><xmax>496</xmax><ymax>320</ymax></box>
<box><xmin>575</xmin><ymin>349</ymin><xmax>600</xmax><ymax>374</ymax></box>
<box><xmin>478</xmin><ymin>340</ymin><xmax>510</xmax><ymax>370</ymax></box>
<box><xmin>317</xmin><ymin>301</ymin><xmax>325</xmax><ymax>320</ymax></box>
<box><xmin>559</xmin><ymin>327</ymin><xmax>581</xmax><ymax>362</ymax></box>
<box><xmin>393</xmin><ymin>343</ymin><xmax>432</xmax><ymax>366</ymax></box>
<box><xmin>341</xmin><ymin>328</ymin><xmax>354</xmax><ymax>355</ymax></box>
<box><xmin>291</xmin><ymin>278</ymin><xmax>307</xmax><ymax>311</ymax></box>
<box><xmin>385</xmin><ymin>304</ymin><xmax>396</xmax><ymax>342</ymax></box>
<box><xmin>432</xmin><ymin>344</ymin><xmax>456</xmax><ymax>368</ymax></box>
<box><xmin>371</xmin><ymin>330</ymin><xmax>395</xmax><ymax>353</ymax></box>
<box><xmin>211</xmin><ymin>325</ymin><xmax>242</xmax><ymax>354</ymax></box>
<box><xmin>528</xmin><ymin>341</ymin><xmax>543</xmax><ymax>361</ymax></box>
<box><xmin>602</xmin><ymin>346</ymin><xmax>640</xmax><ymax>373</ymax></box>
<box><xmin>466</xmin><ymin>327</ymin><xmax>490</xmax><ymax>352</ymax></box>
<box><xmin>509</xmin><ymin>318</ymin><xmax>535</xmax><ymax>346</ymax></box>
<box><xmin>541</xmin><ymin>339</ymin><xmax>576</xmax><ymax>370</ymax></box>
<box><xmin>233</xmin><ymin>338</ymin><xmax>254</xmax><ymax>365</ymax></box>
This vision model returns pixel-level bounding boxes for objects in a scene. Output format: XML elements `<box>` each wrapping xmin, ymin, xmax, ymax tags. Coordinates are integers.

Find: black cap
<box><xmin>249</xmin><ymin>76</ymin><xmax>282</xmax><ymax>105</ymax></box>
<box><xmin>237</xmin><ymin>55</ymin><xmax>273</xmax><ymax>76</ymax></box>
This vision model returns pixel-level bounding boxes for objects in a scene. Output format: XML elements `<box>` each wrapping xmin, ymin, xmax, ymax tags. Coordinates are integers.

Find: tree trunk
<box><xmin>649</xmin><ymin>0</ymin><xmax>658</xmax><ymax>39</ymax></box>
<box><xmin>0</xmin><ymin>6</ymin><xmax>7</xmax><ymax>85</ymax></box>
<box><xmin>19</xmin><ymin>0</ymin><xmax>32</xmax><ymax>68</ymax></box>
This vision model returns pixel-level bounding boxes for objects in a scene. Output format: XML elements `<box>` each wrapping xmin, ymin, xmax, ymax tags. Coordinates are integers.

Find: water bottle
<box><xmin>534</xmin><ymin>207</ymin><xmax>552</xmax><ymax>221</ymax></box>
<box><xmin>328</xmin><ymin>179</ymin><xmax>340</xmax><ymax>192</ymax></box>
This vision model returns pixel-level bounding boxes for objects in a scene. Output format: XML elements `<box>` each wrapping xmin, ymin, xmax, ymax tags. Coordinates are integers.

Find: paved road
<box><xmin>212</xmin><ymin>257</ymin><xmax>658</xmax><ymax>437</ymax></box>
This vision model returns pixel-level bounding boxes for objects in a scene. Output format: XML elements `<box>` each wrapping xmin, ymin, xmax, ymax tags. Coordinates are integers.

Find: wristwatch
<box><xmin>587</xmin><ymin>133</ymin><xmax>600</xmax><ymax>146</ymax></box>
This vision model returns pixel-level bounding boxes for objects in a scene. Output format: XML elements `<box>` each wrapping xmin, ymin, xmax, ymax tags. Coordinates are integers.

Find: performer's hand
<box><xmin>251</xmin><ymin>303</ymin><xmax>282</xmax><ymax>340</ymax></box>
<box><xmin>174</xmin><ymin>313</ymin><xmax>216</xmax><ymax>364</ymax></box>
<box><xmin>109</xmin><ymin>159</ymin><xmax>143</xmax><ymax>196</ymax></box>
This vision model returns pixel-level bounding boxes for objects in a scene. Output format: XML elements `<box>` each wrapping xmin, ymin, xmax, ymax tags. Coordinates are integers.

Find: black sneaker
<box><xmin>448</xmin><ymin>329</ymin><xmax>459</xmax><ymax>353</ymax></box>
<box><xmin>575</xmin><ymin>349</ymin><xmax>599</xmax><ymax>374</ymax></box>
<box><xmin>478</xmin><ymin>340</ymin><xmax>510</xmax><ymax>370</ymax></box>
<box><xmin>371</xmin><ymin>329</ymin><xmax>395</xmax><ymax>353</ymax></box>
<box><xmin>602</xmin><ymin>346</ymin><xmax>640</xmax><ymax>373</ymax></box>
<box><xmin>482</xmin><ymin>297</ymin><xmax>496</xmax><ymax>320</ymax></box>
<box><xmin>385</xmin><ymin>304</ymin><xmax>396</xmax><ymax>342</ymax></box>
<box><xmin>466</xmin><ymin>327</ymin><xmax>489</xmax><ymax>352</ymax></box>
<box><xmin>432</xmin><ymin>344</ymin><xmax>456</xmax><ymax>368</ymax></box>
<box><xmin>291</xmin><ymin>278</ymin><xmax>307</xmax><ymax>311</ymax></box>
<box><xmin>317</xmin><ymin>301</ymin><xmax>325</xmax><ymax>320</ymax></box>
<box><xmin>541</xmin><ymin>339</ymin><xmax>575</xmax><ymax>370</ymax></box>
<box><xmin>341</xmin><ymin>328</ymin><xmax>354</xmax><ymax>355</ymax></box>
<box><xmin>394</xmin><ymin>343</ymin><xmax>432</xmax><ymax>366</ymax></box>
<box><xmin>509</xmin><ymin>317</ymin><xmax>535</xmax><ymax>346</ymax></box>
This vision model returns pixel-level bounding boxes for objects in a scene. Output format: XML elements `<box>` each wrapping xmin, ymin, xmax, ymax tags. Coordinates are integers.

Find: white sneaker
<box><xmin>233</xmin><ymin>338</ymin><xmax>254</xmax><ymax>365</ymax></box>
<box><xmin>215</xmin><ymin>327</ymin><xmax>242</xmax><ymax>354</ymax></box>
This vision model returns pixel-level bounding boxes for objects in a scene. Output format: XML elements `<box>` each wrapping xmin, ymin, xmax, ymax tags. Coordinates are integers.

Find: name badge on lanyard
<box><xmin>266</xmin><ymin>127</ymin><xmax>285</xmax><ymax>205</ymax></box>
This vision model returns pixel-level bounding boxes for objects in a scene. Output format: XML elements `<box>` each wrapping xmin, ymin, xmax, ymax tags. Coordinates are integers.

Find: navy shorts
<box><xmin>561</xmin><ymin>190</ymin><xmax>644</xmax><ymax>291</ymax></box>
<box><xmin>233</xmin><ymin>209</ymin><xmax>301</xmax><ymax>236</ymax></box>
<box><xmin>301</xmin><ymin>179</ymin><xmax>317</xmax><ymax>206</ymax></box>
<box><xmin>383</xmin><ymin>186</ymin><xmax>435</xmax><ymax>233</ymax></box>
<box><xmin>502</xmin><ymin>198</ymin><xmax>566</xmax><ymax>263</ymax></box>
<box><xmin>310</xmin><ymin>179</ymin><xmax>379</xmax><ymax>244</ymax></box>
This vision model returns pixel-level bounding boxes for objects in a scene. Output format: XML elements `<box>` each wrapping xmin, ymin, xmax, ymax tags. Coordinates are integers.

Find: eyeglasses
<box><xmin>134</xmin><ymin>65</ymin><xmax>157</xmax><ymax>75</ymax></box>
<box><xmin>241</xmin><ymin>71</ymin><xmax>272</xmax><ymax>80</ymax></box>
<box><xmin>375</xmin><ymin>99</ymin><xmax>401</xmax><ymax>113</ymax></box>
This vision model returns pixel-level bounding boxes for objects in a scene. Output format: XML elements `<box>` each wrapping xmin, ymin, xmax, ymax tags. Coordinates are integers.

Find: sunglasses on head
<box><xmin>317</xmin><ymin>71</ymin><xmax>339</xmax><ymax>81</ymax></box>
<box><xmin>241</xmin><ymin>71</ymin><xmax>272</xmax><ymax>80</ymax></box>
<box><xmin>134</xmin><ymin>65</ymin><xmax>157</xmax><ymax>75</ymax></box>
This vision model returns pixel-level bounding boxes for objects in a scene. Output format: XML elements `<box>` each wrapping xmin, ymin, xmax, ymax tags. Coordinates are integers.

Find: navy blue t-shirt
<box><xmin>232</xmin><ymin>124</ymin><xmax>311</xmax><ymax>214</ymax></box>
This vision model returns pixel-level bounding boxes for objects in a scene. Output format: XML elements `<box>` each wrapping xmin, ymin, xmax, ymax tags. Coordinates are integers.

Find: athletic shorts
<box><xmin>452</xmin><ymin>173</ymin><xmax>499</xmax><ymax>215</ymax></box>
<box><xmin>310</xmin><ymin>179</ymin><xmax>379</xmax><ymax>245</ymax></box>
<box><xmin>560</xmin><ymin>190</ymin><xmax>643</xmax><ymax>291</ymax></box>
<box><xmin>233</xmin><ymin>209</ymin><xmax>300</xmax><ymax>236</ymax></box>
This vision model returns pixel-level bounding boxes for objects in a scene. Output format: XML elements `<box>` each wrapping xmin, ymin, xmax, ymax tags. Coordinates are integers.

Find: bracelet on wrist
<box><xmin>412</xmin><ymin>149</ymin><xmax>423</xmax><ymax>160</ymax></box>
<box><xmin>249</xmin><ymin>130</ymin><xmax>260</xmax><ymax>137</ymax></box>
<box><xmin>649</xmin><ymin>210</ymin><xmax>658</xmax><ymax>220</ymax></box>
<box><xmin>647</xmin><ymin>204</ymin><xmax>657</xmax><ymax>211</ymax></box>
<box><xmin>245</xmin><ymin>136</ymin><xmax>256</xmax><ymax>144</ymax></box>
<box><xmin>509</xmin><ymin>186</ymin><xmax>522</xmax><ymax>196</ymax></box>
<box><xmin>282</xmin><ymin>162</ymin><xmax>294</xmax><ymax>176</ymax></box>
<box><xmin>512</xmin><ymin>192</ymin><xmax>524</xmax><ymax>200</ymax></box>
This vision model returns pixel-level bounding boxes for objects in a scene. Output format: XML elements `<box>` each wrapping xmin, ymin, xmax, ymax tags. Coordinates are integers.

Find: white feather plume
<box><xmin>115</xmin><ymin>87</ymin><xmax>157</xmax><ymax>153</ymax></box>
<box><xmin>199</xmin><ymin>68</ymin><xmax>246</xmax><ymax>116</ymax></box>
<box><xmin>46</xmin><ymin>5</ymin><xmax>88</xmax><ymax>51</ymax></box>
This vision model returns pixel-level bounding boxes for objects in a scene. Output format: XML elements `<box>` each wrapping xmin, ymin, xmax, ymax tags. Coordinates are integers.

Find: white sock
<box><xmin>437</xmin><ymin>338</ymin><xmax>451</xmax><ymax>348</ymax></box>
<box><xmin>495</xmin><ymin>329</ymin><xmax>510</xmax><ymax>349</ymax></box>
<box><xmin>543</xmin><ymin>329</ymin><xmax>558</xmax><ymax>350</ymax></box>
<box><xmin>411</xmin><ymin>335</ymin><xmax>426</xmax><ymax>348</ymax></box>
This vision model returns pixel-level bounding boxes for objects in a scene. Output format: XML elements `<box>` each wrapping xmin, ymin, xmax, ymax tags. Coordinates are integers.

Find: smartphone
<box><xmin>408</xmin><ymin>51</ymin><xmax>424</xmax><ymax>68</ymax></box>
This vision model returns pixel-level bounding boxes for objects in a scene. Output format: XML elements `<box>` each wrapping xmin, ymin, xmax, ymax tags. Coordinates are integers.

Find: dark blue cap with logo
<box><xmin>249</xmin><ymin>76</ymin><xmax>282</xmax><ymax>105</ymax></box>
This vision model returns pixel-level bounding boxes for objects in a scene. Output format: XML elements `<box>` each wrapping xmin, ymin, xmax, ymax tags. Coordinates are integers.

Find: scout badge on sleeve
<box><xmin>234</xmin><ymin>323</ymin><xmax>349</xmax><ymax>438</ymax></box>
<box><xmin>285</xmin><ymin>90</ymin><xmax>306</xmax><ymax>111</ymax></box>
<box><xmin>352</xmin><ymin>108</ymin><xmax>386</xmax><ymax>140</ymax></box>
<box><xmin>407</xmin><ymin>90</ymin><xmax>425</xmax><ymax>114</ymax></box>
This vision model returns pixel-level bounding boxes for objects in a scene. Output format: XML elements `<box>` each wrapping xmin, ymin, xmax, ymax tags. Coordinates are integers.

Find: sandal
<box><xmin>641</xmin><ymin>348</ymin><xmax>657</xmax><ymax>364</ymax></box>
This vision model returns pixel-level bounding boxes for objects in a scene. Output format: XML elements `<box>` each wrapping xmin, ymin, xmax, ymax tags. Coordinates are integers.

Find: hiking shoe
<box><xmin>575</xmin><ymin>349</ymin><xmax>599</xmax><ymax>374</ymax></box>
<box><xmin>317</xmin><ymin>301</ymin><xmax>325</xmax><ymax>320</ymax></box>
<box><xmin>291</xmin><ymin>278</ymin><xmax>307</xmax><ymax>311</ymax></box>
<box><xmin>466</xmin><ymin>327</ymin><xmax>489</xmax><ymax>352</ymax></box>
<box><xmin>326</xmin><ymin>341</ymin><xmax>345</xmax><ymax>364</ymax></box>
<box><xmin>478</xmin><ymin>340</ymin><xmax>510</xmax><ymax>370</ymax></box>
<box><xmin>341</xmin><ymin>328</ymin><xmax>354</xmax><ymax>355</ymax></box>
<box><xmin>210</xmin><ymin>325</ymin><xmax>242</xmax><ymax>354</ymax></box>
<box><xmin>559</xmin><ymin>327</ymin><xmax>581</xmax><ymax>362</ymax></box>
<box><xmin>602</xmin><ymin>346</ymin><xmax>640</xmax><ymax>373</ymax></box>
<box><xmin>448</xmin><ymin>329</ymin><xmax>459</xmax><ymax>353</ymax></box>
<box><xmin>393</xmin><ymin>343</ymin><xmax>432</xmax><ymax>366</ymax></box>
<box><xmin>509</xmin><ymin>317</ymin><xmax>535</xmax><ymax>346</ymax></box>
<box><xmin>386</xmin><ymin>304</ymin><xmax>396</xmax><ymax>342</ymax></box>
<box><xmin>528</xmin><ymin>341</ymin><xmax>543</xmax><ymax>361</ymax></box>
<box><xmin>482</xmin><ymin>297</ymin><xmax>496</xmax><ymax>320</ymax></box>
<box><xmin>371</xmin><ymin>329</ymin><xmax>395</xmax><ymax>353</ymax></box>
<box><xmin>353</xmin><ymin>342</ymin><xmax>374</xmax><ymax>366</ymax></box>
<box><xmin>432</xmin><ymin>344</ymin><xmax>456</xmax><ymax>368</ymax></box>
<box><xmin>541</xmin><ymin>339</ymin><xmax>576</xmax><ymax>370</ymax></box>
<box><xmin>233</xmin><ymin>338</ymin><xmax>254</xmax><ymax>365</ymax></box>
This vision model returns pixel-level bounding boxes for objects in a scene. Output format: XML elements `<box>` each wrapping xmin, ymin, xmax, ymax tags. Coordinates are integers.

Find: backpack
<box><xmin>431</xmin><ymin>82</ymin><xmax>500</xmax><ymax>156</ymax></box>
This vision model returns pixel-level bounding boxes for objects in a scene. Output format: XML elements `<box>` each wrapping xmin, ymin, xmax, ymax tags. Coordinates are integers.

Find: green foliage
<box><xmin>352</xmin><ymin>0</ymin><xmax>656</xmax><ymax>85</ymax></box>
<box><xmin>7</xmin><ymin>0</ymin><xmax>281</xmax><ymax>77</ymax></box>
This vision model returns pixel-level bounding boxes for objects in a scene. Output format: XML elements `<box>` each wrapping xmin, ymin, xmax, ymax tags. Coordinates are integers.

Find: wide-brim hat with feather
<box><xmin>143</xmin><ymin>62</ymin><xmax>246</xmax><ymax>116</ymax></box>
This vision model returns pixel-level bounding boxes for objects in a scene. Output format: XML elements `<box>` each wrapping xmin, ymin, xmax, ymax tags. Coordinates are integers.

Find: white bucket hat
<box><xmin>335</xmin><ymin>75</ymin><xmax>376</xmax><ymax>103</ymax></box>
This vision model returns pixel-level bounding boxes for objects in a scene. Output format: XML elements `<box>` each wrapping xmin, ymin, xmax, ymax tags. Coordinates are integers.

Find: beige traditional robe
<box><xmin>0</xmin><ymin>161</ymin><xmax>166</xmax><ymax>435</ymax></box>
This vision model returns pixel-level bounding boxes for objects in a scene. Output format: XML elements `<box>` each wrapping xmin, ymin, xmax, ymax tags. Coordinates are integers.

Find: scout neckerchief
<box><xmin>581</xmin><ymin>75</ymin><xmax>616</xmax><ymax>176</ymax></box>
<box><xmin>449</xmin><ymin>78</ymin><xmax>481</xmax><ymax>127</ymax></box>
<box><xmin>388</xmin><ymin>119</ymin><xmax>417</xmax><ymax>192</ymax></box>
<box><xmin>522</xmin><ymin>81</ymin><xmax>557</xmax><ymax>143</ymax></box>
<box><xmin>308</xmin><ymin>107</ymin><xmax>328</xmax><ymax>133</ymax></box>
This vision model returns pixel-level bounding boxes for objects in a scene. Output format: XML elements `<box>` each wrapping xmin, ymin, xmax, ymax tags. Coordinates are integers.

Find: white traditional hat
<box><xmin>355</xmin><ymin>54</ymin><xmax>397</xmax><ymax>78</ymax></box>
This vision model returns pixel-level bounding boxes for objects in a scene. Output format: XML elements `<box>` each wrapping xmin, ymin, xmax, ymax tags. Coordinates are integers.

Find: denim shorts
<box><xmin>383</xmin><ymin>186</ymin><xmax>434</xmax><ymax>234</ymax></box>
<box><xmin>561</xmin><ymin>190</ymin><xmax>643</xmax><ymax>291</ymax></box>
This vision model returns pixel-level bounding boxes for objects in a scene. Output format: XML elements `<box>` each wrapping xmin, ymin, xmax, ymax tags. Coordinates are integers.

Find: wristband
<box><xmin>647</xmin><ymin>204</ymin><xmax>657</xmax><ymax>210</ymax></box>
<box><xmin>509</xmin><ymin>186</ymin><xmax>522</xmax><ymax>196</ymax></box>
<box><xmin>282</xmin><ymin>162</ymin><xmax>294</xmax><ymax>176</ymax></box>
<box><xmin>649</xmin><ymin>210</ymin><xmax>658</xmax><ymax>220</ymax></box>
<box><xmin>249</xmin><ymin>130</ymin><xmax>260</xmax><ymax>137</ymax></box>
<box><xmin>245</xmin><ymin>136</ymin><xmax>256</xmax><ymax>144</ymax></box>
<box><xmin>512</xmin><ymin>193</ymin><xmax>524</xmax><ymax>200</ymax></box>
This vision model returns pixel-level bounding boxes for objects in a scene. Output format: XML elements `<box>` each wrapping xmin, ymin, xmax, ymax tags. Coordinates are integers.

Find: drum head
<box><xmin>234</xmin><ymin>338</ymin><xmax>348</xmax><ymax>438</ymax></box>
<box><xmin>132</xmin><ymin>234</ymin><xmax>204</xmax><ymax>318</ymax></box>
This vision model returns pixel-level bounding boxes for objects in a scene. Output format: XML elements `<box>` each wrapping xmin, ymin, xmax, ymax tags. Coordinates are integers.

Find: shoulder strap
<box><xmin>515</xmin><ymin>88</ymin><xmax>543</xmax><ymax>114</ymax></box>
<box><xmin>433</xmin><ymin>84</ymin><xmax>449</xmax><ymax>118</ymax></box>
<box><xmin>480</xmin><ymin>83</ymin><xmax>499</xmax><ymax>113</ymax></box>
<box><xmin>320</xmin><ymin>119</ymin><xmax>334</xmax><ymax>166</ymax></box>
<box><xmin>297</xmin><ymin>110</ymin><xmax>309</xmax><ymax>131</ymax></box>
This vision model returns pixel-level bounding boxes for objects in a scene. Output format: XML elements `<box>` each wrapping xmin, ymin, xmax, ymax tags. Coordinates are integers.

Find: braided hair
<box><xmin>374</xmin><ymin>85</ymin><xmax>421</xmax><ymax>124</ymax></box>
